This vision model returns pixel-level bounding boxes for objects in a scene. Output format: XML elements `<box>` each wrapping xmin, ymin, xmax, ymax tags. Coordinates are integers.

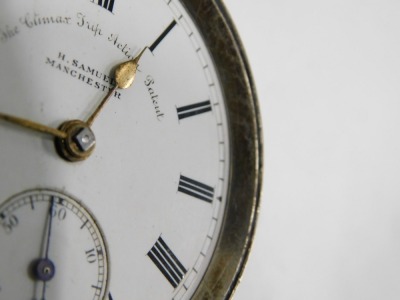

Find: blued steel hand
<box><xmin>85</xmin><ymin>47</ymin><xmax>147</xmax><ymax>126</ymax></box>
<box><xmin>39</xmin><ymin>198</ymin><xmax>56</xmax><ymax>300</ymax></box>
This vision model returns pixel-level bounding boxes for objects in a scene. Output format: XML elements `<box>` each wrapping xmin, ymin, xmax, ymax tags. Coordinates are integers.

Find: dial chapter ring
<box><xmin>181</xmin><ymin>0</ymin><xmax>264</xmax><ymax>299</ymax></box>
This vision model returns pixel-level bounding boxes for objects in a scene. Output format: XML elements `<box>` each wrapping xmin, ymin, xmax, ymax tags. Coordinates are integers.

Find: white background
<box><xmin>224</xmin><ymin>1</ymin><xmax>400</xmax><ymax>299</ymax></box>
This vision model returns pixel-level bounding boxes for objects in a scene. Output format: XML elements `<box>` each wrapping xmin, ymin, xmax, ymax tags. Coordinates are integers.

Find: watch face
<box><xmin>0</xmin><ymin>0</ymin><xmax>262</xmax><ymax>299</ymax></box>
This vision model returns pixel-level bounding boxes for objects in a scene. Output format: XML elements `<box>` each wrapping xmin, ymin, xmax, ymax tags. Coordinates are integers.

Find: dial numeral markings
<box><xmin>148</xmin><ymin>236</ymin><xmax>187</xmax><ymax>288</ymax></box>
<box><xmin>1</xmin><ymin>213</ymin><xmax>19</xmax><ymax>234</ymax></box>
<box><xmin>178</xmin><ymin>175</ymin><xmax>215</xmax><ymax>203</ymax></box>
<box><xmin>149</xmin><ymin>20</ymin><xmax>177</xmax><ymax>53</ymax></box>
<box><xmin>177</xmin><ymin>100</ymin><xmax>212</xmax><ymax>120</ymax></box>
<box><xmin>85</xmin><ymin>248</ymin><xmax>97</xmax><ymax>264</ymax></box>
<box><xmin>91</xmin><ymin>0</ymin><xmax>115</xmax><ymax>13</ymax></box>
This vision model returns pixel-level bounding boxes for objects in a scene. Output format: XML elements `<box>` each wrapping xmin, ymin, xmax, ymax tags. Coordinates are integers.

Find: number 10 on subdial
<box><xmin>0</xmin><ymin>190</ymin><xmax>109</xmax><ymax>300</ymax></box>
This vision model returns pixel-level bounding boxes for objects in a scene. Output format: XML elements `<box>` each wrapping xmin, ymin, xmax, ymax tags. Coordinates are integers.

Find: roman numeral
<box><xmin>149</xmin><ymin>20</ymin><xmax>177</xmax><ymax>53</ymax></box>
<box><xmin>177</xmin><ymin>100</ymin><xmax>212</xmax><ymax>120</ymax></box>
<box><xmin>91</xmin><ymin>0</ymin><xmax>115</xmax><ymax>13</ymax></box>
<box><xmin>148</xmin><ymin>236</ymin><xmax>187</xmax><ymax>288</ymax></box>
<box><xmin>178</xmin><ymin>175</ymin><xmax>214</xmax><ymax>203</ymax></box>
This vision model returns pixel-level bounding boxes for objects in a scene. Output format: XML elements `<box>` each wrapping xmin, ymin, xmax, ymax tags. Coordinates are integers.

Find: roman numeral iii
<box><xmin>177</xmin><ymin>100</ymin><xmax>212</xmax><ymax>120</ymax></box>
<box><xmin>148</xmin><ymin>236</ymin><xmax>187</xmax><ymax>288</ymax></box>
<box><xmin>178</xmin><ymin>175</ymin><xmax>214</xmax><ymax>203</ymax></box>
<box><xmin>91</xmin><ymin>0</ymin><xmax>115</xmax><ymax>13</ymax></box>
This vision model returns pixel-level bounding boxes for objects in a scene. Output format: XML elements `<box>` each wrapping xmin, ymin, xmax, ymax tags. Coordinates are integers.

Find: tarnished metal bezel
<box><xmin>179</xmin><ymin>0</ymin><xmax>263</xmax><ymax>299</ymax></box>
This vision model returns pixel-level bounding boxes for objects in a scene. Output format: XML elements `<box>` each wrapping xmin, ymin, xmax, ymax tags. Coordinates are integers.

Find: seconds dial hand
<box><xmin>30</xmin><ymin>198</ymin><xmax>56</xmax><ymax>300</ymax></box>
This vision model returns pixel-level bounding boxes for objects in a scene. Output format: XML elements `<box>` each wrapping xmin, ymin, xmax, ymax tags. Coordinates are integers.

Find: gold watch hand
<box><xmin>86</xmin><ymin>47</ymin><xmax>147</xmax><ymax>127</ymax></box>
<box><xmin>0</xmin><ymin>112</ymin><xmax>67</xmax><ymax>139</ymax></box>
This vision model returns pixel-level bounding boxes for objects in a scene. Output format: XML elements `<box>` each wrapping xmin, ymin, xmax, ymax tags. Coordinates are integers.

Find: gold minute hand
<box><xmin>0</xmin><ymin>111</ymin><xmax>67</xmax><ymax>139</ymax></box>
<box><xmin>86</xmin><ymin>47</ymin><xmax>147</xmax><ymax>127</ymax></box>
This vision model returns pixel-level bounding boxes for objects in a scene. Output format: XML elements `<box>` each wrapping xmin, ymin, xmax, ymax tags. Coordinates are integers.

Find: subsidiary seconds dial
<box><xmin>0</xmin><ymin>190</ymin><xmax>109</xmax><ymax>299</ymax></box>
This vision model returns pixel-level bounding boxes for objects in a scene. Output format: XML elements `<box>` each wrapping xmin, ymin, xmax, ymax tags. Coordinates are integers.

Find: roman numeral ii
<box><xmin>177</xmin><ymin>100</ymin><xmax>212</xmax><ymax>120</ymax></box>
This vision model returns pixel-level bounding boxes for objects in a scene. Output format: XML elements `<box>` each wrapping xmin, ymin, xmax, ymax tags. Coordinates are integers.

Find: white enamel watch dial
<box><xmin>0</xmin><ymin>0</ymin><xmax>262</xmax><ymax>299</ymax></box>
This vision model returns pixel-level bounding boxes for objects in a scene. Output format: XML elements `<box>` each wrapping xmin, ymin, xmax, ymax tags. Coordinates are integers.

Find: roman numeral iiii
<box><xmin>148</xmin><ymin>236</ymin><xmax>187</xmax><ymax>288</ymax></box>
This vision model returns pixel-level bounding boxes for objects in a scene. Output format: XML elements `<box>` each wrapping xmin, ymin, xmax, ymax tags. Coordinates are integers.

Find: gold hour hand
<box><xmin>0</xmin><ymin>111</ymin><xmax>67</xmax><ymax>139</ymax></box>
<box><xmin>86</xmin><ymin>47</ymin><xmax>147</xmax><ymax>126</ymax></box>
<box><xmin>0</xmin><ymin>48</ymin><xmax>147</xmax><ymax>162</ymax></box>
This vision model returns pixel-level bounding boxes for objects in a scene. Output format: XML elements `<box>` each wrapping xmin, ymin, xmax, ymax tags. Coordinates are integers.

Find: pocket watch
<box><xmin>0</xmin><ymin>0</ymin><xmax>262</xmax><ymax>299</ymax></box>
